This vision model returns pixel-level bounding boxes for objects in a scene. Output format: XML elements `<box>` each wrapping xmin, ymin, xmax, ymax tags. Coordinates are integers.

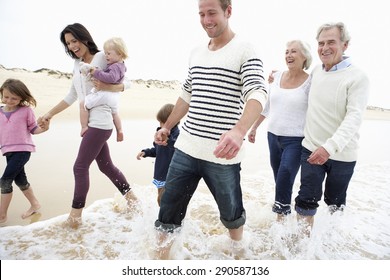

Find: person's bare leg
<box><xmin>0</xmin><ymin>193</ymin><xmax>12</xmax><ymax>223</ymax></box>
<box><xmin>276</xmin><ymin>214</ymin><xmax>285</xmax><ymax>222</ymax></box>
<box><xmin>21</xmin><ymin>187</ymin><xmax>41</xmax><ymax>219</ymax></box>
<box><xmin>297</xmin><ymin>214</ymin><xmax>314</xmax><ymax>237</ymax></box>
<box><xmin>229</xmin><ymin>225</ymin><xmax>243</xmax><ymax>241</ymax></box>
<box><xmin>155</xmin><ymin>231</ymin><xmax>173</xmax><ymax>260</ymax></box>
<box><xmin>63</xmin><ymin>208</ymin><xmax>83</xmax><ymax>229</ymax></box>
<box><xmin>228</xmin><ymin>226</ymin><xmax>247</xmax><ymax>258</ymax></box>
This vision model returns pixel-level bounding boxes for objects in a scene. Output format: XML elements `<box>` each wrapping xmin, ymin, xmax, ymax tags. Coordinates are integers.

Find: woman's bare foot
<box><xmin>62</xmin><ymin>216</ymin><xmax>82</xmax><ymax>229</ymax></box>
<box><xmin>62</xmin><ymin>208</ymin><xmax>83</xmax><ymax>229</ymax></box>
<box><xmin>21</xmin><ymin>204</ymin><xmax>41</xmax><ymax>219</ymax></box>
<box><xmin>124</xmin><ymin>191</ymin><xmax>142</xmax><ymax>216</ymax></box>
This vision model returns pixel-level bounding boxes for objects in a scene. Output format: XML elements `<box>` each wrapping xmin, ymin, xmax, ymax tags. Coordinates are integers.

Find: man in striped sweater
<box><xmin>153</xmin><ymin>0</ymin><xmax>267</xmax><ymax>259</ymax></box>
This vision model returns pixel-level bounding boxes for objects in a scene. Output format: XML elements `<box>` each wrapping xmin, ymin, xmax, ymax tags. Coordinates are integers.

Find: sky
<box><xmin>0</xmin><ymin>0</ymin><xmax>389</xmax><ymax>108</ymax></box>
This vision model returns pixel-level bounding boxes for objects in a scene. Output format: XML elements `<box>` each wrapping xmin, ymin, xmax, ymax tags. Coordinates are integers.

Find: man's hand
<box><xmin>213</xmin><ymin>127</ymin><xmax>244</xmax><ymax>160</ymax></box>
<box><xmin>307</xmin><ymin>146</ymin><xmax>330</xmax><ymax>165</ymax></box>
<box><xmin>154</xmin><ymin>127</ymin><xmax>170</xmax><ymax>146</ymax></box>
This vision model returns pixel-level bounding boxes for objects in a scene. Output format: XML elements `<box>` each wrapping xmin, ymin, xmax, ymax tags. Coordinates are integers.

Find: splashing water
<box><xmin>1</xmin><ymin>120</ymin><xmax>389</xmax><ymax>260</ymax></box>
<box><xmin>1</xmin><ymin>161</ymin><xmax>389</xmax><ymax>260</ymax></box>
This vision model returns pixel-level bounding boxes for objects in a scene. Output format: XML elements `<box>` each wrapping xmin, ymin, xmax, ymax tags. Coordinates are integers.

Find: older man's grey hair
<box><xmin>316</xmin><ymin>22</ymin><xmax>351</xmax><ymax>44</ymax></box>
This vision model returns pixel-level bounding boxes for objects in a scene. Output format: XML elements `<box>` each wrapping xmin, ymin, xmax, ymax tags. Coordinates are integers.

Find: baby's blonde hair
<box><xmin>104</xmin><ymin>37</ymin><xmax>128</xmax><ymax>60</ymax></box>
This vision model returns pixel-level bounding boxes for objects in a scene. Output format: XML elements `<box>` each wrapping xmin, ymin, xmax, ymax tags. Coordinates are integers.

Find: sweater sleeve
<box><xmin>26</xmin><ymin>107</ymin><xmax>38</xmax><ymax>133</ymax></box>
<box><xmin>142</xmin><ymin>143</ymin><xmax>157</xmax><ymax>158</ymax></box>
<box><xmin>63</xmin><ymin>60</ymin><xmax>80</xmax><ymax>105</ymax></box>
<box><xmin>93</xmin><ymin>63</ymin><xmax>123</xmax><ymax>84</ymax></box>
<box><xmin>180</xmin><ymin>70</ymin><xmax>192</xmax><ymax>104</ymax></box>
<box><xmin>241</xmin><ymin>58</ymin><xmax>268</xmax><ymax>109</ymax></box>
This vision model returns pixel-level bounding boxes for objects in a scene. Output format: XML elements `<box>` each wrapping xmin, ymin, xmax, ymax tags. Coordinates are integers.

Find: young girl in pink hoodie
<box><xmin>0</xmin><ymin>79</ymin><xmax>49</xmax><ymax>223</ymax></box>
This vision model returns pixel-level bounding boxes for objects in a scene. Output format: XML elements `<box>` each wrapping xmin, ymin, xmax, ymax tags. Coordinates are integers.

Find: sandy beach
<box><xmin>0</xmin><ymin>67</ymin><xmax>181</xmax><ymax>226</ymax></box>
<box><xmin>1</xmin><ymin>68</ymin><xmax>390</xmax><ymax>264</ymax></box>
<box><xmin>1</xmin><ymin>67</ymin><xmax>390</xmax><ymax>227</ymax></box>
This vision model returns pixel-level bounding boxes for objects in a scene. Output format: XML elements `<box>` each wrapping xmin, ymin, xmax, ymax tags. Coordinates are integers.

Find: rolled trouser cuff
<box><xmin>154</xmin><ymin>220</ymin><xmax>181</xmax><ymax>234</ymax></box>
<box><xmin>220</xmin><ymin>210</ymin><xmax>246</xmax><ymax>229</ymax></box>
<box><xmin>295</xmin><ymin>205</ymin><xmax>317</xmax><ymax>216</ymax></box>
<box><xmin>0</xmin><ymin>178</ymin><xmax>13</xmax><ymax>194</ymax></box>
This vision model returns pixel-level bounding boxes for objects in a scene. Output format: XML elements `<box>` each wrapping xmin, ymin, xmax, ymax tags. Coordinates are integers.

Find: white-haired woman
<box><xmin>248</xmin><ymin>40</ymin><xmax>312</xmax><ymax>220</ymax></box>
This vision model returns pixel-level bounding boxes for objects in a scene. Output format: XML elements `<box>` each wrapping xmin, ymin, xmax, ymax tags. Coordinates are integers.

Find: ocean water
<box><xmin>0</xmin><ymin>120</ymin><xmax>389</xmax><ymax>261</ymax></box>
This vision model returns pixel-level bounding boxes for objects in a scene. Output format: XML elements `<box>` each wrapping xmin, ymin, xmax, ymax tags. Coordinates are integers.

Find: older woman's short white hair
<box><xmin>286</xmin><ymin>40</ymin><xmax>312</xmax><ymax>70</ymax></box>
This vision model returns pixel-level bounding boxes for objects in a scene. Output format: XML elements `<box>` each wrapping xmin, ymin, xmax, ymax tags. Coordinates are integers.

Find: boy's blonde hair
<box><xmin>104</xmin><ymin>37</ymin><xmax>128</xmax><ymax>60</ymax></box>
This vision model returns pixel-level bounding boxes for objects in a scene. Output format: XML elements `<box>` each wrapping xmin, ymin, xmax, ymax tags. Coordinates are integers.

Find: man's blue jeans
<box><xmin>295</xmin><ymin>147</ymin><xmax>356</xmax><ymax>216</ymax></box>
<box><xmin>155</xmin><ymin>149</ymin><xmax>246</xmax><ymax>233</ymax></box>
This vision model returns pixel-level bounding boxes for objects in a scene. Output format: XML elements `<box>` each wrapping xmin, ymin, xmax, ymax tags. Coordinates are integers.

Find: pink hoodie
<box><xmin>0</xmin><ymin>106</ymin><xmax>38</xmax><ymax>155</ymax></box>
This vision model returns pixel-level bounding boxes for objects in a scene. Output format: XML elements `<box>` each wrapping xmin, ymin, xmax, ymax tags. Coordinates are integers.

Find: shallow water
<box><xmin>1</xmin><ymin>163</ymin><xmax>389</xmax><ymax>260</ymax></box>
<box><xmin>0</xmin><ymin>120</ymin><xmax>389</xmax><ymax>260</ymax></box>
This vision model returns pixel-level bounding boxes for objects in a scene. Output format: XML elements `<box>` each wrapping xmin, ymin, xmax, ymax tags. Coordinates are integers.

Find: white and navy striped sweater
<box><xmin>175</xmin><ymin>36</ymin><xmax>268</xmax><ymax>164</ymax></box>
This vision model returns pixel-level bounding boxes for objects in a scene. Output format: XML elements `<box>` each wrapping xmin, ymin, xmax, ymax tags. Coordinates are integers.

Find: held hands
<box><xmin>38</xmin><ymin>113</ymin><xmax>52</xmax><ymax>123</ymax></box>
<box><xmin>36</xmin><ymin>116</ymin><xmax>50</xmax><ymax>133</ymax></box>
<box><xmin>37</xmin><ymin>114</ymin><xmax>51</xmax><ymax>128</ymax></box>
<box><xmin>40</xmin><ymin>119</ymin><xmax>50</xmax><ymax>131</ymax></box>
<box><xmin>154</xmin><ymin>127</ymin><xmax>170</xmax><ymax>146</ymax></box>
